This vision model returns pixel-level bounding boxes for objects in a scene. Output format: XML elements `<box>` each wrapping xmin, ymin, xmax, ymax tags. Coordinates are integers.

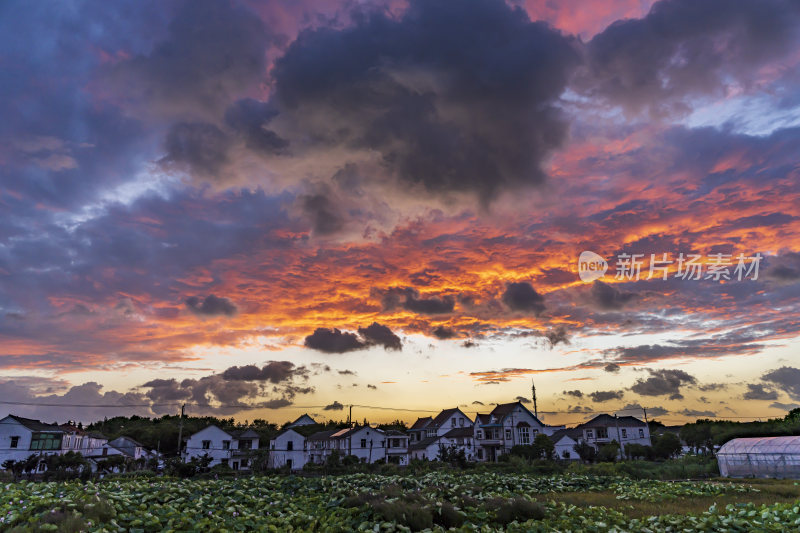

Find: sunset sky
<box><xmin>2</xmin><ymin>0</ymin><xmax>800</xmax><ymax>426</ymax></box>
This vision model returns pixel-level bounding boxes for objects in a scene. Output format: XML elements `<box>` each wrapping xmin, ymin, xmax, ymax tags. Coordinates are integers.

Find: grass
<box><xmin>539</xmin><ymin>480</ymin><xmax>800</xmax><ymax>519</ymax></box>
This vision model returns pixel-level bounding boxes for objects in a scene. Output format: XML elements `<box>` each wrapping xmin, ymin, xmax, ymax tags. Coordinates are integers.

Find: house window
<box><xmin>477</xmin><ymin>449</ymin><xmax>483</xmax><ymax>460</ymax></box>
<box><xmin>639</xmin><ymin>428</ymin><xmax>645</xmax><ymax>438</ymax></box>
<box><xmin>222</xmin><ymin>440</ymin><xmax>230</xmax><ymax>450</ymax></box>
<box><xmin>240</xmin><ymin>459</ymin><xmax>248</xmax><ymax>468</ymax></box>
<box><xmin>65</xmin><ymin>436</ymin><xmax>70</xmax><ymax>448</ymax></box>
<box><xmin>240</xmin><ymin>439</ymin><xmax>253</xmax><ymax>450</ymax></box>
<box><xmin>459</xmin><ymin>418</ymin><xmax>464</xmax><ymax>427</ymax></box>
<box><xmin>562</xmin><ymin>450</ymin><xmax>571</xmax><ymax>458</ymax></box>
<box><xmin>202</xmin><ymin>440</ymin><xmax>211</xmax><ymax>450</ymax></box>
<box><xmin>10</xmin><ymin>436</ymin><xmax>19</xmax><ymax>449</ymax></box>
<box><xmin>286</xmin><ymin>459</ymin><xmax>293</xmax><ymax>469</ymax></box>
<box><xmin>518</xmin><ymin>426</ymin><xmax>530</xmax><ymax>445</ymax></box>
<box><xmin>30</xmin><ymin>433</ymin><xmax>61</xmax><ymax>450</ymax></box>
<box><xmin>586</xmin><ymin>429</ymin><xmax>594</xmax><ymax>439</ymax></box>
<box><xmin>287</xmin><ymin>441</ymin><xmax>293</xmax><ymax>451</ymax></box>
<box><xmin>505</xmin><ymin>429</ymin><xmax>512</xmax><ymax>441</ymax></box>
<box><xmin>597</xmin><ymin>428</ymin><xmax>608</xmax><ymax>439</ymax></box>
<box><xmin>360</xmin><ymin>439</ymin><xmax>367</xmax><ymax>448</ymax></box>
<box><xmin>621</xmin><ymin>429</ymin><xmax>627</xmax><ymax>439</ymax></box>
<box><xmin>451</xmin><ymin>419</ymin><xmax>456</xmax><ymax>427</ymax></box>
<box><xmin>477</xmin><ymin>430</ymin><xmax>483</xmax><ymax>440</ymax></box>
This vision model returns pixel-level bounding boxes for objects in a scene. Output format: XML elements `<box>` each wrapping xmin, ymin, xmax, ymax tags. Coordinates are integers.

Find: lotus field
<box><xmin>3</xmin><ymin>472</ymin><xmax>800</xmax><ymax>532</ymax></box>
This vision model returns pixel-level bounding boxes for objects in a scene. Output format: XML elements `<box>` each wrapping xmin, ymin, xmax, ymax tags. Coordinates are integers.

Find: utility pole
<box><xmin>642</xmin><ymin>407</ymin><xmax>648</xmax><ymax>425</ymax></box>
<box><xmin>614</xmin><ymin>414</ymin><xmax>625</xmax><ymax>459</ymax></box>
<box><xmin>531</xmin><ymin>379</ymin><xmax>538</xmax><ymax>419</ymax></box>
<box><xmin>348</xmin><ymin>405</ymin><xmax>353</xmax><ymax>428</ymax></box>
<box><xmin>177</xmin><ymin>404</ymin><xmax>185</xmax><ymax>458</ymax></box>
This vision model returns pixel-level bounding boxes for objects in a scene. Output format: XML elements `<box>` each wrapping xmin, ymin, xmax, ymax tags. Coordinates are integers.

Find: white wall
<box><xmin>269</xmin><ymin>429</ymin><xmax>307</xmax><ymax>470</ymax></box>
<box><xmin>0</xmin><ymin>417</ymin><xmax>37</xmax><ymax>464</ymax></box>
<box><xmin>184</xmin><ymin>425</ymin><xmax>234</xmax><ymax>467</ymax></box>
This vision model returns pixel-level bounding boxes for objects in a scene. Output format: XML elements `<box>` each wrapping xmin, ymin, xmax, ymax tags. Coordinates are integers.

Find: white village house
<box><xmin>0</xmin><ymin>415</ymin><xmax>64</xmax><ymax>470</ymax></box>
<box><xmin>269</xmin><ymin>424</ymin><xmax>391</xmax><ymax>469</ymax></box>
<box><xmin>473</xmin><ymin>401</ymin><xmax>565</xmax><ymax>462</ymax></box>
<box><xmin>409</xmin><ymin>408</ymin><xmax>475</xmax><ymax>461</ymax></box>
<box><xmin>549</xmin><ymin>428</ymin><xmax>583</xmax><ymax>460</ymax></box>
<box><xmin>183</xmin><ymin>425</ymin><xmax>260</xmax><ymax>470</ymax></box>
<box><xmin>575</xmin><ymin>414</ymin><xmax>651</xmax><ymax>455</ymax></box>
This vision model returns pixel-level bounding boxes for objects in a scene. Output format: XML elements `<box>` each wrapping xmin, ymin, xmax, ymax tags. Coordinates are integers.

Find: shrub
<box><xmin>373</xmin><ymin>501</ymin><xmax>433</xmax><ymax>531</ymax></box>
<box><xmin>597</xmin><ymin>441</ymin><xmax>621</xmax><ymax>462</ymax></box>
<box><xmin>434</xmin><ymin>501</ymin><xmax>465</xmax><ymax>528</ymax></box>
<box><xmin>494</xmin><ymin>497</ymin><xmax>546</xmax><ymax>525</ymax></box>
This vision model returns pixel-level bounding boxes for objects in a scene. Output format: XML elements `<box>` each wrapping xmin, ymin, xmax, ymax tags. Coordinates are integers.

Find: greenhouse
<box><xmin>717</xmin><ymin>436</ymin><xmax>800</xmax><ymax>478</ymax></box>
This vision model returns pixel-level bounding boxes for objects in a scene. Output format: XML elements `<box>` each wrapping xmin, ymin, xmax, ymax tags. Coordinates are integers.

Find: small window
<box><xmin>477</xmin><ymin>430</ymin><xmax>483</xmax><ymax>439</ymax></box>
<box><xmin>240</xmin><ymin>459</ymin><xmax>248</xmax><ymax>468</ymax></box>
<box><xmin>477</xmin><ymin>449</ymin><xmax>483</xmax><ymax>460</ymax></box>
<box><xmin>360</xmin><ymin>438</ymin><xmax>367</xmax><ymax>448</ymax></box>
<box><xmin>639</xmin><ymin>428</ymin><xmax>645</xmax><ymax>438</ymax></box>
<box><xmin>597</xmin><ymin>428</ymin><xmax>608</xmax><ymax>439</ymax></box>
<box><xmin>287</xmin><ymin>440</ymin><xmax>293</xmax><ymax>451</ymax></box>
<box><xmin>451</xmin><ymin>419</ymin><xmax>456</xmax><ymax>427</ymax></box>
<box><xmin>286</xmin><ymin>459</ymin><xmax>293</xmax><ymax>468</ymax></box>
<box><xmin>10</xmin><ymin>436</ymin><xmax>19</xmax><ymax>449</ymax></box>
<box><xmin>222</xmin><ymin>440</ymin><xmax>230</xmax><ymax>450</ymax></box>
<box><xmin>505</xmin><ymin>429</ymin><xmax>511</xmax><ymax>441</ymax></box>
<box><xmin>202</xmin><ymin>440</ymin><xmax>211</xmax><ymax>450</ymax></box>
<box><xmin>586</xmin><ymin>429</ymin><xmax>594</xmax><ymax>439</ymax></box>
<box><xmin>621</xmin><ymin>429</ymin><xmax>627</xmax><ymax>439</ymax></box>
<box><xmin>459</xmin><ymin>418</ymin><xmax>464</xmax><ymax>427</ymax></box>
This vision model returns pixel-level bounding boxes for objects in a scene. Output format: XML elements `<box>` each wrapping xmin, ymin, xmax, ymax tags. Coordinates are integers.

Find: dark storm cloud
<box><xmin>677</xmin><ymin>408</ymin><xmax>716</xmax><ymax>418</ymax></box>
<box><xmin>582</xmin><ymin>0</ymin><xmax>800</xmax><ymax>116</ymax></box>
<box><xmin>764</xmin><ymin>252</ymin><xmax>800</xmax><ymax>283</ymax></box>
<box><xmin>324</xmin><ymin>401</ymin><xmax>345</xmax><ymax>411</ymax></box>
<box><xmin>742</xmin><ymin>383</ymin><xmax>779</xmax><ymax>401</ymax></box>
<box><xmin>515</xmin><ymin>396</ymin><xmax>532</xmax><ymax>404</ymax></box>
<box><xmin>377</xmin><ymin>287</ymin><xmax>455</xmax><ymax>315</ymax></box>
<box><xmin>604</xmin><ymin>363</ymin><xmax>621</xmax><ymax>373</ymax></box>
<box><xmin>304</xmin><ymin>328</ymin><xmax>366</xmax><ymax>353</ymax></box>
<box><xmin>221</xmin><ymin>361</ymin><xmax>309</xmax><ymax>383</ymax></box>
<box><xmin>589</xmin><ymin>390</ymin><xmax>624</xmax><ymax>402</ymax></box>
<box><xmin>298</xmin><ymin>190</ymin><xmax>346</xmax><ymax>236</ymax></box>
<box><xmin>358</xmin><ymin>322</ymin><xmax>402</xmax><ymax>350</ymax></box>
<box><xmin>501</xmin><ymin>282</ymin><xmax>545</xmax><ymax>314</ymax></box>
<box><xmin>163</xmin><ymin>122</ymin><xmax>233</xmax><ymax>179</ymax></box>
<box><xmin>590</xmin><ymin>281</ymin><xmax>636</xmax><ymax>310</ymax></box>
<box><xmin>304</xmin><ymin>322</ymin><xmax>402</xmax><ymax>353</ymax></box>
<box><xmin>271</xmin><ymin>0</ymin><xmax>580</xmax><ymax>199</ymax></box>
<box><xmin>564</xmin><ymin>390</ymin><xmax>584</xmax><ymax>398</ymax></box>
<box><xmin>105</xmin><ymin>0</ymin><xmax>272</xmax><ymax>114</ymax></box>
<box><xmin>432</xmin><ymin>326</ymin><xmax>458</xmax><ymax>339</ymax></box>
<box><xmin>224</xmin><ymin>98</ymin><xmax>289</xmax><ymax>154</ymax></box>
<box><xmin>185</xmin><ymin>294</ymin><xmax>238</xmax><ymax>317</ymax></box>
<box><xmin>631</xmin><ymin>369</ymin><xmax>697</xmax><ymax>397</ymax></box>
<box><xmin>762</xmin><ymin>366</ymin><xmax>800</xmax><ymax>401</ymax></box>
<box><xmin>140</xmin><ymin>360</ymin><xmax>314</xmax><ymax>414</ymax></box>
<box><xmin>542</xmin><ymin>325</ymin><xmax>571</xmax><ymax>347</ymax></box>
<box><xmin>621</xmin><ymin>403</ymin><xmax>668</xmax><ymax>418</ymax></box>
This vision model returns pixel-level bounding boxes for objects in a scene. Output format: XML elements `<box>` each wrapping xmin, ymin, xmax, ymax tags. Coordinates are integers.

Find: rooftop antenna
<box><xmin>531</xmin><ymin>379</ymin><xmax>538</xmax><ymax>419</ymax></box>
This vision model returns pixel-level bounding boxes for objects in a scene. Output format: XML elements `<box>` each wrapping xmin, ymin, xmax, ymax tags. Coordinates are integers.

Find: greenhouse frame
<box><xmin>717</xmin><ymin>436</ymin><xmax>800</xmax><ymax>478</ymax></box>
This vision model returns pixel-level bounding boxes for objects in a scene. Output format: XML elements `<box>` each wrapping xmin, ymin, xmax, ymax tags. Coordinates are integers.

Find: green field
<box><xmin>3</xmin><ymin>472</ymin><xmax>800</xmax><ymax>532</ymax></box>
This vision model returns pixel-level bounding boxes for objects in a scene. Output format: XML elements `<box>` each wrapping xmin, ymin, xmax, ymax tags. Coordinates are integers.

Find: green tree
<box><xmin>573</xmin><ymin>441</ymin><xmax>597</xmax><ymax>463</ymax></box>
<box><xmin>652</xmin><ymin>432</ymin><xmax>682</xmax><ymax>459</ymax></box>
<box><xmin>532</xmin><ymin>433</ymin><xmax>555</xmax><ymax>461</ymax></box>
<box><xmin>597</xmin><ymin>441</ymin><xmax>621</xmax><ymax>462</ymax></box>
